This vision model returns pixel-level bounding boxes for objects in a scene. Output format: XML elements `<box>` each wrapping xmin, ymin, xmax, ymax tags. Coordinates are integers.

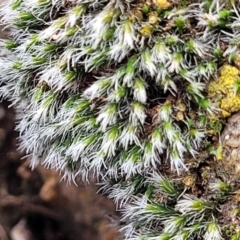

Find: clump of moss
<box><xmin>1</xmin><ymin>0</ymin><xmax>240</xmax><ymax>239</ymax></box>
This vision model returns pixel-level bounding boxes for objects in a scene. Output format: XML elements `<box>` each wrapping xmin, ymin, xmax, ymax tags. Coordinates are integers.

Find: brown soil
<box><xmin>0</xmin><ymin>100</ymin><xmax>120</xmax><ymax>240</ymax></box>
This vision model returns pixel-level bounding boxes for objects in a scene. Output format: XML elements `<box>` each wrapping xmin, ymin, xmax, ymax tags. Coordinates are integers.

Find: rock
<box><xmin>39</xmin><ymin>177</ymin><xmax>59</xmax><ymax>203</ymax></box>
<box><xmin>220</xmin><ymin>111</ymin><xmax>240</xmax><ymax>181</ymax></box>
<box><xmin>10</xmin><ymin>219</ymin><xmax>35</xmax><ymax>240</ymax></box>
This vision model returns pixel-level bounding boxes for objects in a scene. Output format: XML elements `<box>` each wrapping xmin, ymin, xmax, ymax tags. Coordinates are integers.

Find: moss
<box><xmin>3</xmin><ymin>0</ymin><xmax>240</xmax><ymax>239</ymax></box>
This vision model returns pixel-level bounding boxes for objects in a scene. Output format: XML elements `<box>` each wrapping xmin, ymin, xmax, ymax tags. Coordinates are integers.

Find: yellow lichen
<box><xmin>219</xmin><ymin>64</ymin><xmax>239</xmax><ymax>77</ymax></box>
<box><xmin>208</xmin><ymin>65</ymin><xmax>240</xmax><ymax>117</ymax></box>
<box><xmin>153</xmin><ymin>0</ymin><xmax>171</xmax><ymax>9</ymax></box>
<box><xmin>220</xmin><ymin>97</ymin><xmax>240</xmax><ymax>117</ymax></box>
<box><xmin>139</xmin><ymin>24</ymin><xmax>153</xmax><ymax>36</ymax></box>
<box><xmin>148</xmin><ymin>11</ymin><xmax>159</xmax><ymax>25</ymax></box>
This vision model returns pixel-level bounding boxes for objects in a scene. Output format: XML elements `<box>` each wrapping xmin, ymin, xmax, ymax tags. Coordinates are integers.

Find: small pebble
<box><xmin>10</xmin><ymin>219</ymin><xmax>35</xmax><ymax>240</ymax></box>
